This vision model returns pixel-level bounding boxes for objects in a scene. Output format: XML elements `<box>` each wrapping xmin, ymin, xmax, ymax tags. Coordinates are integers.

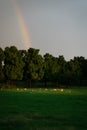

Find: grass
<box><xmin>0</xmin><ymin>88</ymin><xmax>87</xmax><ymax>130</ymax></box>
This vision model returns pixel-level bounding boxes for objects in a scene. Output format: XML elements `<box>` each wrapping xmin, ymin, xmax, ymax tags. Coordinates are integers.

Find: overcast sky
<box><xmin>0</xmin><ymin>0</ymin><xmax>87</xmax><ymax>60</ymax></box>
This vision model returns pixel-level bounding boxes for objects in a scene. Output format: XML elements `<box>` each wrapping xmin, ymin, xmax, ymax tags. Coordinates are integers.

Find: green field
<box><xmin>0</xmin><ymin>88</ymin><xmax>87</xmax><ymax>130</ymax></box>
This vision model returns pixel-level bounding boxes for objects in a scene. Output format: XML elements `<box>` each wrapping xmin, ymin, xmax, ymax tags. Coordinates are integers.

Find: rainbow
<box><xmin>13</xmin><ymin>0</ymin><xmax>31</xmax><ymax>50</ymax></box>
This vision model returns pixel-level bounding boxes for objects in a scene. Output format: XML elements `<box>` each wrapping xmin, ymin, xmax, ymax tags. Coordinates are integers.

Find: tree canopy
<box><xmin>1</xmin><ymin>45</ymin><xmax>87</xmax><ymax>87</ymax></box>
<box><xmin>4</xmin><ymin>46</ymin><xmax>24</xmax><ymax>85</ymax></box>
<box><xmin>0</xmin><ymin>48</ymin><xmax>5</xmax><ymax>81</ymax></box>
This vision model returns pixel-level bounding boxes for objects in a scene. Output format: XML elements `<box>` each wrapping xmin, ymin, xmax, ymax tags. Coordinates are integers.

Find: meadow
<box><xmin>0</xmin><ymin>88</ymin><xmax>87</xmax><ymax>130</ymax></box>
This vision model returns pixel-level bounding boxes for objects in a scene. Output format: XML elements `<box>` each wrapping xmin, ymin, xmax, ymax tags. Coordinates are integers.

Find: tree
<box><xmin>43</xmin><ymin>53</ymin><xmax>59</xmax><ymax>87</ymax></box>
<box><xmin>64</xmin><ymin>57</ymin><xmax>81</xmax><ymax>85</ymax></box>
<box><xmin>57</xmin><ymin>55</ymin><xmax>66</xmax><ymax>85</ymax></box>
<box><xmin>75</xmin><ymin>56</ymin><xmax>87</xmax><ymax>85</ymax></box>
<box><xmin>24</xmin><ymin>48</ymin><xmax>44</xmax><ymax>87</ymax></box>
<box><xmin>18</xmin><ymin>49</ymin><xmax>27</xmax><ymax>80</ymax></box>
<box><xmin>4</xmin><ymin>46</ymin><xmax>24</xmax><ymax>87</ymax></box>
<box><xmin>0</xmin><ymin>48</ymin><xmax>5</xmax><ymax>85</ymax></box>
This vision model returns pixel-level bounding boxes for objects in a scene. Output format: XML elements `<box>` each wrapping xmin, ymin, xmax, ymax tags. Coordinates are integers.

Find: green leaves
<box><xmin>0</xmin><ymin>48</ymin><xmax>5</xmax><ymax>81</ymax></box>
<box><xmin>24</xmin><ymin>48</ymin><xmax>44</xmax><ymax>81</ymax></box>
<box><xmin>0</xmin><ymin>45</ymin><xmax>87</xmax><ymax>86</ymax></box>
<box><xmin>4</xmin><ymin>46</ymin><xmax>24</xmax><ymax>80</ymax></box>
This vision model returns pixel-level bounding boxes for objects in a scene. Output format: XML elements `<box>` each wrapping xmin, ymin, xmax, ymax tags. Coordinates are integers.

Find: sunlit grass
<box><xmin>0</xmin><ymin>88</ymin><xmax>87</xmax><ymax>130</ymax></box>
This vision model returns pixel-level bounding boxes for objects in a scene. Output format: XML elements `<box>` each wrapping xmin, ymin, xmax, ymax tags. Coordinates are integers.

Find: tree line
<box><xmin>0</xmin><ymin>46</ymin><xmax>87</xmax><ymax>88</ymax></box>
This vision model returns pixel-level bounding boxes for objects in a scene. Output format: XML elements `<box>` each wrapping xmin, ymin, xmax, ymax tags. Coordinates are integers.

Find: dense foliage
<box><xmin>0</xmin><ymin>46</ymin><xmax>87</xmax><ymax>87</ymax></box>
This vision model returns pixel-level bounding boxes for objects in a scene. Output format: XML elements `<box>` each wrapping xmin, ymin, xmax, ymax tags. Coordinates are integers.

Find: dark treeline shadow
<box><xmin>0</xmin><ymin>46</ymin><xmax>87</xmax><ymax>88</ymax></box>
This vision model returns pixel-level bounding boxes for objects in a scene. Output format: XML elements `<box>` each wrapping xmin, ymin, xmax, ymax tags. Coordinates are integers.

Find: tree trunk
<box><xmin>29</xmin><ymin>79</ymin><xmax>32</xmax><ymax>88</ymax></box>
<box><xmin>0</xmin><ymin>81</ymin><xmax>1</xmax><ymax>89</ymax></box>
<box><xmin>44</xmin><ymin>79</ymin><xmax>47</xmax><ymax>87</ymax></box>
<box><xmin>10</xmin><ymin>80</ymin><xmax>14</xmax><ymax>88</ymax></box>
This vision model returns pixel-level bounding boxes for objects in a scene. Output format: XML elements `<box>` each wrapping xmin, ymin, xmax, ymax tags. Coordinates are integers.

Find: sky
<box><xmin>0</xmin><ymin>0</ymin><xmax>87</xmax><ymax>60</ymax></box>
